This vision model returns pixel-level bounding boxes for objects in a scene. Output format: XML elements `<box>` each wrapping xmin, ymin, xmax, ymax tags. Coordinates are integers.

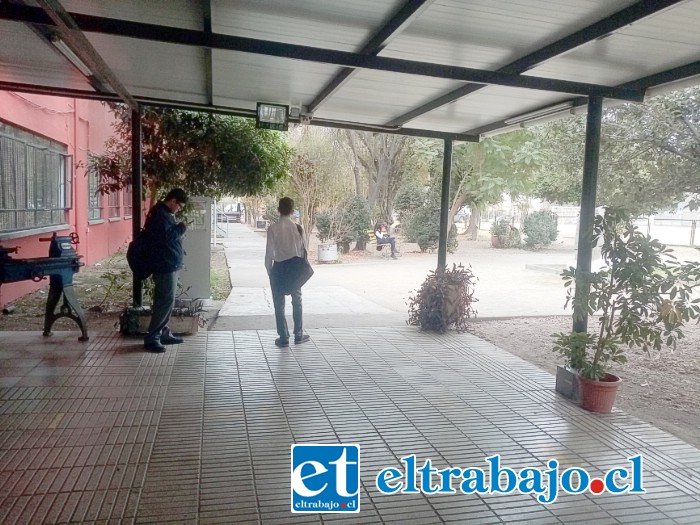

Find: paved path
<box><xmin>2</xmin><ymin>329</ymin><xmax>699</xmax><ymax>523</ymax></box>
<box><xmin>213</xmin><ymin>223</ymin><xmax>571</xmax><ymax>331</ymax></box>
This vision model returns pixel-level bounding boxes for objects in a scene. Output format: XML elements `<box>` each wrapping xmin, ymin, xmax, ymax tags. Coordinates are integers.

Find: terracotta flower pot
<box><xmin>579</xmin><ymin>373</ymin><xmax>621</xmax><ymax>413</ymax></box>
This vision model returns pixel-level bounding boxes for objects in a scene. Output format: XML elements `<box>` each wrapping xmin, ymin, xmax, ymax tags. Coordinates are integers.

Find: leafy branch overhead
<box><xmin>89</xmin><ymin>105</ymin><xmax>292</xmax><ymax>199</ymax></box>
<box><xmin>533</xmin><ymin>87</ymin><xmax>700</xmax><ymax>215</ymax></box>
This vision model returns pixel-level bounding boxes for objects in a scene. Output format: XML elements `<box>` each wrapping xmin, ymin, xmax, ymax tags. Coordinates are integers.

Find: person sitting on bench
<box><xmin>375</xmin><ymin>222</ymin><xmax>398</xmax><ymax>259</ymax></box>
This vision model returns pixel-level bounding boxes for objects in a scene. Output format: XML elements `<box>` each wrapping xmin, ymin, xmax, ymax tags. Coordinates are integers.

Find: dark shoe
<box><xmin>391</xmin><ymin>253</ymin><xmax>398</xmax><ymax>259</ymax></box>
<box><xmin>275</xmin><ymin>338</ymin><xmax>290</xmax><ymax>348</ymax></box>
<box><xmin>161</xmin><ymin>334</ymin><xmax>184</xmax><ymax>345</ymax></box>
<box><xmin>294</xmin><ymin>334</ymin><xmax>310</xmax><ymax>344</ymax></box>
<box><xmin>144</xmin><ymin>340</ymin><xmax>166</xmax><ymax>353</ymax></box>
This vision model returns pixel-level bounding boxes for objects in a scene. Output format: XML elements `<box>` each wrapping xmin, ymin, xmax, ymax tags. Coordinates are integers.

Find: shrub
<box><xmin>404</xmin><ymin>207</ymin><xmax>458</xmax><ymax>252</ymax></box>
<box><xmin>394</xmin><ymin>184</ymin><xmax>425</xmax><ymax>222</ymax></box>
<box><xmin>342</xmin><ymin>196</ymin><xmax>371</xmax><ymax>250</ymax></box>
<box><xmin>316</xmin><ymin>196</ymin><xmax>371</xmax><ymax>251</ymax></box>
<box><xmin>315</xmin><ymin>210</ymin><xmax>335</xmax><ymax>243</ymax></box>
<box><xmin>523</xmin><ymin>210</ymin><xmax>558</xmax><ymax>250</ymax></box>
<box><xmin>489</xmin><ymin>218</ymin><xmax>520</xmax><ymax>248</ymax></box>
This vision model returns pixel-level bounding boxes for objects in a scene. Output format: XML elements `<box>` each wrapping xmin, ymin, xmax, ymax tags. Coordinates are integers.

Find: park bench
<box><xmin>366</xmin><ymin>229</ymin><xmax>401</xmax><ymax>258</ymax></box>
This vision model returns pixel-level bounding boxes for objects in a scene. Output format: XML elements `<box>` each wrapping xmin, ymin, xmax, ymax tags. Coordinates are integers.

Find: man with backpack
<box><xmin>142</xmin><ymin>188</ymin><xmax>189</xmax><ymax>353</ymax></box>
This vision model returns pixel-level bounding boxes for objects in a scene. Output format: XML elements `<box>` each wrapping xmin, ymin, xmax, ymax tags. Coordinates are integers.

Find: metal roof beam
<box><xmin>385</xmin><ymin>0</ymin><xmax>685</xmax><ymax>127</ymax></box>
<box><xmin>202</xmin><ymin>0</ymin><xmax>213</xmax><ymax>106</ymax></box>
<box><xmin>465</xmin><ymin>58</ymin><xmax>700</xmax><ymax>137</ymax></box>
<box><xmin>33</xmin><ymin>0</ymin><xmax>137</xmax><ymax>110</ymax></box>
<box><xmin>0</xmin><ymin>3</ymin><xmax>644</xmax><ymax>102</ymax></box>
<box><xmin>0</xmin><ymin>80</ymin><xmax>479</xmax><ymax>143</ymax></box>
<box><xmin>620</xmin><ymin>60</ymin><xmax>700</xmax><ymax>91</ymax></box>
<box><xmin>307</xmin><ymin>0</ymin><xmax>434</xmax><ymax>114</ymax></box>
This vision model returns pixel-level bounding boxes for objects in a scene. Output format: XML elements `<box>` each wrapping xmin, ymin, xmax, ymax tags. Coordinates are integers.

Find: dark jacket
<box><xmin>144</xmin><ymin>201</ymin><xmax>186</xmax><ymax>274</ymax></box>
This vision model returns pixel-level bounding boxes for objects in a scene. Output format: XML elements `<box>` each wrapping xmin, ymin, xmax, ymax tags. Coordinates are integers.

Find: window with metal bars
<box><xmin>87</xmin><ymin>167</ymin><xmax>102</xmax><ymax>221</ymax></box>
<box><xmin>108</xmin><ymin>189</ymin><xmax>120</xmax><ymax>218</ymax></box>
<box><xmin>0</xmin><ymin>123</ymin><xmax>71</xmax><ymax>234</ymax></box>
<box><xmin>122</xmin><ymin>185</ymin><xmax>132</xmax><ymax>217</ymax></box>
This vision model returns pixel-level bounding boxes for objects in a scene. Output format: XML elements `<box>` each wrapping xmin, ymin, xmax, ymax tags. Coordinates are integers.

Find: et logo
<box><xmin>290</xmin><ymin>444</ymin><xmax>360</xmax><ymax>513</ymax></box>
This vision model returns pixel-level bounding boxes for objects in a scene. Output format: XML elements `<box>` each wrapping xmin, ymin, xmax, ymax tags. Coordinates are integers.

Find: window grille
<box><xmin>0</xmin><ymin>125</ymin><xmax>71</xmax><ymax>233</ymax></box>
<box><xmin>123</xmin><ymin>184</ymin><xmax>133</xmax><ymax>217</ymax></box>
<box><xmin>108</xmin><ymin>189</ymin><xmax>120</xmax><ymax>218</ymax></box>
<box><xmin>88</xmin><ymin>167</ymin><xmax>102</xmax><ymax>220</ymax></box>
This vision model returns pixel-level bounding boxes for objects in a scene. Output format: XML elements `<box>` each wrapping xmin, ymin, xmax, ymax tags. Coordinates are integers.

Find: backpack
<box><xmin>127</xmin><ymin>229</ymin><xmax>153</xmax><ymax>281</ymax></box>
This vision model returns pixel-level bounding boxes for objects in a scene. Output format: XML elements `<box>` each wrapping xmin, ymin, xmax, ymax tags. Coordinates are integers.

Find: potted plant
<box><xmin>553</xmin><ymin>208</ymin><xmax>700</xmax><ymax>413</ymax></box>
<box><xmin>489</xmin><ymin>217</ymin><xmax>520</xmax><ymax>248</ymax></box>
<box><xmin>315</xmin><ymin>209</ymin><xmax>349</xmax><ymax>263</ymax></box>
<box><xmin>408</xmin><ymin>264</ymin><xmax>478</xmax><ymax>333</ymax></box>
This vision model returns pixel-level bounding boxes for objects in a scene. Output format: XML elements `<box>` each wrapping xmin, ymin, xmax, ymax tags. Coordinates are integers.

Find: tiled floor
<box><xmin>1</xmin><ymin>328</ymin><xmax>700</xmax><ymax>524</ymax></box>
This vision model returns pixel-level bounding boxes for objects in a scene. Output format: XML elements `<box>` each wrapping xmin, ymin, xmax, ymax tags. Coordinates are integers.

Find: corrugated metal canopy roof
<box><xmin>1</xmin><ymin>0</ymin><xmax>699</xmax><ymax>141</ymax></box>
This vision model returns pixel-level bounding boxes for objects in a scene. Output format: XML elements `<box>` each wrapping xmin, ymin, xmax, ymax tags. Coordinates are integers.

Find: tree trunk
<box><xmin>467</xmin><ymin>208</ymin><xmax>481</xmax><ymax>240</ymax></box>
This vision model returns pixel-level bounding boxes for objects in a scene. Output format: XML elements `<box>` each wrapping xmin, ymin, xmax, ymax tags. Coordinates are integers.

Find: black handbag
<box><xmin>270</xmin><ymin>224</ymin><xmax>314</xmax><ymax>295</ymax></box>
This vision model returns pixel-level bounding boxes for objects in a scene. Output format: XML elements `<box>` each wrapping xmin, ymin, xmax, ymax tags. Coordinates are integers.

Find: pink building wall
<box><xmin>0</xmin><ymin>92</ymin><xmax>133</xmax><ymax>307</ymax></box>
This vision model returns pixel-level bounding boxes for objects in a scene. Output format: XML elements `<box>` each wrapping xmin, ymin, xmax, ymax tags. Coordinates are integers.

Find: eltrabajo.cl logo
<box><xmin>291</xmin><ymin>444</ymin><xmax>360</xmax><ymax>513</ymax></box>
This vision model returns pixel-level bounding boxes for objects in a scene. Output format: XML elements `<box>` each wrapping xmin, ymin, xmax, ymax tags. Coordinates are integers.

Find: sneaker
<box><xmin>275</xmin><ymin>338</ymin><xmax>290</xmax><ymax>348</ymax></box>
<box><xmin>144</xmin><ymin>340</ymin><xmax>166</xmax><ymax>353</ymax></box>
<box><xmin>161</xmin><ymin>334</ymin><xmax>184</xmax><ymax>345</ymax></box>
<box><xmin>294</xmin><ymin>334</ymin><xmax>310</xmax><ymax>344</ymax></box>
<box><xmin>391</xmin><ymin>253</ymin><xmax>398</xmax><ymax>259</ymax></box>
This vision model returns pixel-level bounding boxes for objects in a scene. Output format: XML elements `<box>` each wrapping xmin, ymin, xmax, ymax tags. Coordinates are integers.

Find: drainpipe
<box><xmin>437</xmin><ymin>139</ymin><xmax>453</xmax><ymax>270</ymax></box>
<box><xmin>131</xmin><ymin>107</ymin><xmax>143</xmax><ymax>308</ymax></box>
<box><xmin>573</xmin><ymin>96</ymin><xmax>603</xmax><ymax>333</ymax></box>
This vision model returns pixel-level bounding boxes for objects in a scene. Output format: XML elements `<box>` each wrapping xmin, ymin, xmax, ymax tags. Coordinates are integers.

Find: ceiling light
<box><xmin>256</xmin><ymin>103</ymin><xmax>289</xmax><ymax>131</ymax></box>
<box><xmin>480</xmin><ymin>124</ymin><xmax>523</xmax><ymax>139</ymax></box>
<box><xmin>51</xmin><ymin>37</ymin><xmax>93</xmax><ymax>77</ymax></box>
<box><xmin>503</xmin><ymin>102</ymin><xmax>575</xmax><ymax>125</ymax></box>
<box><xmin>520</xmin><ymin>111</ymin><xmax>575</xmax><ymax>128</ymax></box>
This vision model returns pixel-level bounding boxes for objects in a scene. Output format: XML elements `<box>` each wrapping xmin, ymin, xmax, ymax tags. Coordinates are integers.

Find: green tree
<box><xmin>284</xmin><ymin>126</ymin><xmax>353</xmax><ymax>243</ymax></box>
<box><xmin>341</xmin><ymin>130</ymin><xmax>410</xmax><ymax>222</ymax></box>
<box><xmin>533</xmin><ymin>87</ymin><xmax>700</xmax><ymax>215</ymax></box>
<box><xmin>446</xmin><ymin>131</ymin><xmax>540</xmax><ymax>240</ymax></box>
<box><xmin>522</xmin><ymin>210</ymin><xmax>558</xmax><ymax>250</ymax></box>
<box><xmin>90</xmin><ymin>106</ymin><xmax>291</xmax><ymax>201</ymax></box>
<box><xmin>403</xmin><ymin>177</ymin><xmax>458</xmax><ymax>253</ymax></box>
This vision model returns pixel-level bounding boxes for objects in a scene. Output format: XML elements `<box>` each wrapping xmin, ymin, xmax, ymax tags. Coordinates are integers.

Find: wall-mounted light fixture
<box><xmin>256</xmin><ymin>102</ymin><xmax>289</xmax><ymax>131</ymax></box>
<box><xmin>503</xmin><ymin>101</ymin><xmax>574</xmax><ymax>125</ymax></box>
<box><xmin>51</xmin><ymin>37</ymin><xmax>93</xmax><ymax>77</ymax></box>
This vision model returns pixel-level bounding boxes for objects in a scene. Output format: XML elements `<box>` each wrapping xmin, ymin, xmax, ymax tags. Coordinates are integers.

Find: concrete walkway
<box><xmin>213</xmin><ymin>223</ymin><xmax>571</xmax><ymax>332</ymax></box>
<box><xmin>2</xmin><ymin>329</ymin><xmax>699</xmax><ymax>523</ymax></box>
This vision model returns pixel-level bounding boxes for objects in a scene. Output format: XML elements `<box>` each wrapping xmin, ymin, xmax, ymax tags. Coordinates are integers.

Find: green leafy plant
<box><xmin>263</xmin><ymin>199</ymin><xmax>280</xmax><ymax>223</ymax></box>
<box><xmin>403</xmin><ymin>211</ymin><xmax>458</xmax><ymax>253</ymax></box>
<box><xmin>408</xmin><ymin>264</ymin><xmax>478</xmax><ymax>333</ymax></box>
<box><xmin>522</xmin><ymin>210</ymin><xmax>558</xmax><ymax>250</ymax></box>
<box><xmin>315</xmin><ymin>196</ymin><xmax>371</xmax><ymax>251</ymax></box>
<box><xmin>553</xmin><ymin>207</ymin><xmax>700</xmax><ymax>380</ymax></box>
<box><xmin>93</xmin><ymin>250</ymin><xmax>131</xmax><ymax>311</ymax></box>
<box><xmin>489</xmin><ymin>218</ymin><xmax>520</xmax><ymax>248</ymax></box>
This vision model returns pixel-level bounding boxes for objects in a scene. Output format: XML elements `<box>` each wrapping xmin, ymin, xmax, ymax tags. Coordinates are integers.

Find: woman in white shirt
<box><xmin>374</xmin><ymin>222</ymin><xmax>398</xmax><ymax>259</ymax></box>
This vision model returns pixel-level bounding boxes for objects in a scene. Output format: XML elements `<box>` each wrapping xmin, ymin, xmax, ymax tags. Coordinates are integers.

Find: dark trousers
<box><xmin>377</xmin><ymin>236</ymin><xmax>397</xmax><ymax>253</ymax></box>
<box><xmin>146</xmin><ymin>271</ymin><xmax>178</xmax><ymax>343</ymax></box>
<box><xmin>270</xmin><ymin>262</ymin><xmax>303</xmax><ymax>340</ymax></box>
